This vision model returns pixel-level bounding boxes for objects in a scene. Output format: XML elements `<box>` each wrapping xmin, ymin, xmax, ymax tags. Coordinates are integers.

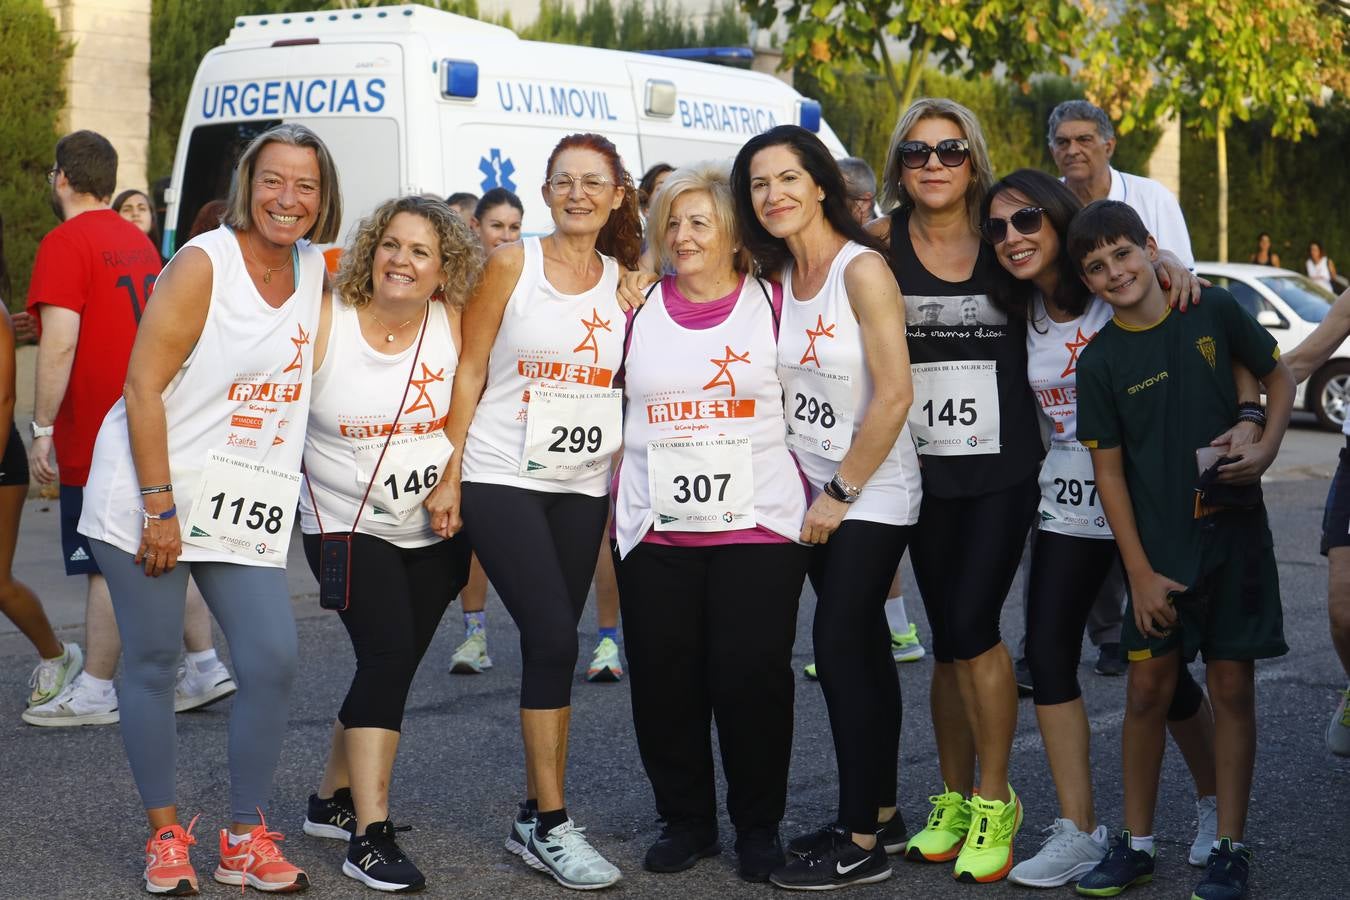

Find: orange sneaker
<box><xmin>144</xmin><ymin>816</ymin><xmax>200</xmax><ymax>895</ymax></box>
<box><xmin>213</xmin><ymin>816</ymin><xmax>309</xmax><ymax>893</ymax></box>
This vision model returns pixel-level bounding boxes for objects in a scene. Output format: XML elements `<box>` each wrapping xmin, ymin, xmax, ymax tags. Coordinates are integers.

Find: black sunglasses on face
<box><xmin>899</xmin><ymin>139</ymin><xmax>971</xmax><ymax>169</ymax></box>
<box><xmin>980</xmin><ymin>206</ymin><xmax>1047</xmax><ymax>244</ymax></box>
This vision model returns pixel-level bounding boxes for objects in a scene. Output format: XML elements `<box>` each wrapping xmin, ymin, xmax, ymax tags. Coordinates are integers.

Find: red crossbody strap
<box><xmin>306</xmin><ymin>306</ymin><xmax>432</xmax><ymax>538</ymax></box>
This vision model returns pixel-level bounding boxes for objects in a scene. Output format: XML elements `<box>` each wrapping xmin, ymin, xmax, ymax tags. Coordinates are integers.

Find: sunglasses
<box><xmin>898</xmin><ymin>139</ymin><xmax>970</xmax><ymax>170</ymax></box>
<box><xmin>980</xmin><ymin>207</ymin><xmax>1046</xmax><ymax>244</ymax></box>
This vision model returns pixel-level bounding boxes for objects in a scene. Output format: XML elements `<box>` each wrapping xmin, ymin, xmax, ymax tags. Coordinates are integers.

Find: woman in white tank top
<box><xmin>732</xmin><ymin>126</ymin><xmax>918</xmax><ymax>889</ymax></box>
<box><xmin>610</xmin><ymin>161</ymin><xmax>814</xmax><ymax>882</ymax></box>
<box><xmin>297</xmin><ymin>196</ymin><xmax>481</xmax><ymax>892</ymax></box>
<box><xmin>423</xmin><ymin>133</ymin><xmax>641</xmax><ymax>891</ymax></box>
<box><xmin>75</xmin><ymin>125</ymin><xmax>340</xmax><ymax>895</ymax></box>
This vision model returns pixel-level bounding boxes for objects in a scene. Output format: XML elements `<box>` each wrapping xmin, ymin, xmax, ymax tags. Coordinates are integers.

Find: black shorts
<box><xmin>60</xmin><ymin>484</ymin><xmax>100</xmax><ymax>576</ymax></box>
<box><xmin>0</xmin><ymin>423</ymin><xmax>27</xmax><ymax>487</ymax></box>
<box><xmin>1321</xmin><ymin>436</ymin><xmax>1350</xmax><ymax>555</ymax></box>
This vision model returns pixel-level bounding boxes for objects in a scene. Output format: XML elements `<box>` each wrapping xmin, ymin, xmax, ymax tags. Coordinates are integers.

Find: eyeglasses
<box><xmin>46</xmin><ymin>164</ymin><xmax>60</xmax><ymax>184</ymax></box>
<box><xmin>980</xmin><ymin>206</ymin><xmax>1047</xmax><ymax>244</ymax></box>
<box><xmin>546</xmin><ymin>173</ymin><xmax>613</xmax><ymax>196</ymax></box>
<box><xmin>898</xmin><ymin>139</ymin><xmax>970</xmax><ymax>170</ymax></box>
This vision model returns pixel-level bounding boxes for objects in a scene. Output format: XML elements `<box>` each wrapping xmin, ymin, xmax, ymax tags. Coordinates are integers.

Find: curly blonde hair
<box><xmin>334</xmin><ymin>196</ymin><xmax>483</xmax><ymax>309</ymax></box>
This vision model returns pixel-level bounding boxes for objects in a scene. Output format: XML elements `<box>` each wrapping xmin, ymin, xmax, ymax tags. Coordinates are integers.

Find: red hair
<box><xmin>544</xmin><ymin>133</ymin><xmax>642</xmax><ymax>269</ymax></box>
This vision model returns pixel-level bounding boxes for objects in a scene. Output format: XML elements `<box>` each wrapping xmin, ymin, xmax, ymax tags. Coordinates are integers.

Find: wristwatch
<box><xmin>822</xmin><ymin>471</ymin><xmax>862</xmax><ymax>504</ymax></box>
<box><xmin>30</xmin><ymin>421</ymin><xmax>53</xmax><ymax>439</ymax></box>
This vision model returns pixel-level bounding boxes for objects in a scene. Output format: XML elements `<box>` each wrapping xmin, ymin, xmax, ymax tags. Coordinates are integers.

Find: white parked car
<box><xmin>1194</xmin><ymin>262</ymin><xmax>1346</xmax><ymax>429</ymax></box>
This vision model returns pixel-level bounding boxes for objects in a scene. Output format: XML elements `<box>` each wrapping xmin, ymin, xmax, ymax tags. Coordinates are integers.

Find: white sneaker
<box><xmin>21</xmin><ymin>672</ymin><xmax>119</xmax><ymax>727</ymax></box>
<box><xmin>449</xmin><ymin>632</ymin><xmax>493</xmax><ymax>674</ymax></box>
<box><xmin>1189</xmin><ymin>796</ymin><xmax>1218</xmax><ymax>866</ymax></box>
<box><xmin>890</xmin><ymin>624</ymin><xmax>926</xmax><ymax>663</ymax></box>
<box><xmin>586</xmin><ymin>637</ymin><xmax>623</xmax><ymax>682</ymax></box>
<box><xmin>1328</xmin><ymin>686</ymin><xmax>1350</xmax><ymax>757</ymax></box>
<box><xmin>27</xmin><ymin>642</ymin><xmax>83</xmax><ymax>707</ymax></box>
<box><xmin>174</xmin><ymin>656</ymin><xmax>237</xmax><ymax>712</ymax></box>
<box><xmin>505</xmin><ymin>807</ymin><xmax>545</xmax><ymax>872</ymax></box>
<box><xmin>526</xmin><ymin>818</ymin><xmax>621</xmax><ymax>890</ymax></box>
<box><xmin>1008</xmin><ymin>819</ymin><xmax>1107</xmax><ymax>888</ymax></box>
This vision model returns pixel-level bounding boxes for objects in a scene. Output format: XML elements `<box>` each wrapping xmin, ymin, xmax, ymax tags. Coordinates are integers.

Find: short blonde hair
<box><xmin>223</xmin><ymin>123</ymin><xmax>342</xmax><ymax>244</ymax></box>
<box><xmin>645</xmin><ymin>161</ymin><xmax>752</xmax><ymax>275</ymax></box>
<box><xmin>334</xmin><ymin>195</ymin><xmax>483</xmax><ymax>309</ymax></box>
<box><xmin>878</xmin><ymin>98</ymin><xmax>995</xmax><ymax>232</ymax></box>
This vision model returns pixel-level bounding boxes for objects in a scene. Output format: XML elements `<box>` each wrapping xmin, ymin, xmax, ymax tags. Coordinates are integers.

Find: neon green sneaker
<box><xmin>891</xmin><ymin>624</ymin><xmax>926</xmax><ymax>662</ymax></box>
<box><xmin>953</xmin><ymin>787</ymin><xmax>1024</xmax><ymax>883</ymax></box>
<box><xmin>803</xmin><ymin>662</ymin><xmax>818</xmax><ymax>680</ymax></box>
<box><xmin>905</xmin><ymin>790</ymin><xmax>971</xmax><ymax>862</ymax></box>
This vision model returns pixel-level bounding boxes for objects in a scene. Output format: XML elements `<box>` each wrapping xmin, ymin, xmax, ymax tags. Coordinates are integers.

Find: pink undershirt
<box><xmin>614</xmin><ymin>274</ymin><xmax>808</xmax><ymax>548</ymax></box>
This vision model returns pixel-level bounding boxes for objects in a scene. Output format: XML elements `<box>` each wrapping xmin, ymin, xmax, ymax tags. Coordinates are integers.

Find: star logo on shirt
<box><xmin>1061</xmin><ymin>327</ymin><xmax>1094</xmax><ymax>378</ymax></box>
<box><xmin>800</xmin><ymin>314</ymin><xmax>836</xmax><ymax>368</ymax></box>
<box><xmin>703</xmin><ymin>345</ymin><xmax>751</xmax><ymax>396</ymax></box>
<box><xmin>283</xmin><ymin>324</ymin><xmax>311</xmax><ymax>374</ymax></box>
<box><xmin>404</xmin><ymin>363</ymin><xmax>446</xmax><ymax>416</ymax></box>
<box><xmin>572</xmin><ymin>308</ymin><xmax>613</xmax><ymax>363</ymax></box>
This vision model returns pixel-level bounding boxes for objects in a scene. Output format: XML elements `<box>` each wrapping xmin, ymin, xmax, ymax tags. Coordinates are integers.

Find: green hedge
<box><xmin>0</xmin><ymin>0</ymin><xmax>71</xmax><ymax>310</ymax></box>
<box><xmin>1180</xmin><ymin>104</ymin><xmax>1350</xmax><ymax>266</ymax></box>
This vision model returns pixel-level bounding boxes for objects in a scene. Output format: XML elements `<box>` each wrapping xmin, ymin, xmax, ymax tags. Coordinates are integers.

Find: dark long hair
<box><xmin>730</xmin><ymin>125</ymin><xmax>887</xmax><ymax>275</ymax></box>
<box><xmin>981</xmin><ymin>168</ymin><xmax>1091</xmax><ymax>324</ymax></box>
<box><xmin>543</xmin><ymin>133</ymin><xmax>642</xmax><ymax>269</ymax></box>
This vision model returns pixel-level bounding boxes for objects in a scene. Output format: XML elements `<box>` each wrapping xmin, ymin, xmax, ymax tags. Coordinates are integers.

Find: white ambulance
<box><xmin>162</xmin><ymin>3</ymin><xmax>847</xmax><ymax>258</ymax></box>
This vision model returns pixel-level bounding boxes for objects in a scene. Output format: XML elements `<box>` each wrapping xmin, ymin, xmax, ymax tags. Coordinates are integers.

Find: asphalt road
<box><xmin>2</xmin><ymin>416</ymin><xmax>1347</xmax><ymax>899</ymax></box>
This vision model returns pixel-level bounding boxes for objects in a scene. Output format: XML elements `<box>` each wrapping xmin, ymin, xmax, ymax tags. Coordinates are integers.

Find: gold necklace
<box><xmin>243</xmin><ymin>232</ymin><xmax>289</xmax><ymax>284</ymax></box>
<box><xmin>366</xmin><ymin>307</ymin><xmax>417</xmax><ymax>343</ymax></box>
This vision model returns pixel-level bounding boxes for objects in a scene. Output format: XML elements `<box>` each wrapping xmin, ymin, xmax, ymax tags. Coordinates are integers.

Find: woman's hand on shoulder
<box><xmin>864</xmin><ymin>216</ymin><xmax>891</xmax><ymax>242</ymax></box>
<box><xmin>1154</xmin><ymin>249</ymin><xmax>1207</xmax><ymax>311</ymax></box>
<box><xmin>617</xmin><ymin>268</ymin><xmax>660</xmax><ymax>311</ymax></box>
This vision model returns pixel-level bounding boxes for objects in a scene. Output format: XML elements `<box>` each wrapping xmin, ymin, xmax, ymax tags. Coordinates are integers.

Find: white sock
<box><xmin>227</xmin><ymin>830</ymin><xmax>251</xmax><ymax>846</ymax></box>
<box><xmin>81</xmin><ymin>673</ymin><xmax>115</xmax><ymax>694</ymax></box>
<box><xmin>185</xmin><ymin>649</ymin><xmax>218</xmax><ymax>667</ymax></box>
<box><xmin>884</xmin><ymin>595</ymin><xmax>911</xmax><ymax>633</ymax></box>
<box><xmin>1090</xmin><ymin>825</ymin><xmax>1108</xmax><ymax>844</ymax></box>
<box><xmin>1129</xmin><ymin>834</ymin><xmax>1155</xmax><ymax>853</ymax></box>
<box><xmin>1213</xmin><ymin>839</ymin><xmax>1244</xmax><ymax>851</ymax></box>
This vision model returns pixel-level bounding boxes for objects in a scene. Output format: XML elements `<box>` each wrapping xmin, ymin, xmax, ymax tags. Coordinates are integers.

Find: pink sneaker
<box><xmin>144</xmin><ymin>816</ymin><xmax>200</xmax><ymax>895</ymax></box>
<box><xmin>213</xmin><ymin>815</ymin><xmax>309</xmax><ymax>892</ymax></box>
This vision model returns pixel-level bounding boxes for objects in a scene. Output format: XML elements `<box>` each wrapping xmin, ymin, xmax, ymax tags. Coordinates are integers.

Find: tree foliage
<box><xmin>518</xmin><ymin>0</ymin><xmax>746</xmax><ymax>50</ymax></box>
<box><xmin>740</xmin><ymin>0</ymin><xmax>1093</xmax><ymax>109</ymax></box>
<box><xmin>0</xmin><ymin>0</ymin><xmax>71</xmax><ymax>309</ymax></box>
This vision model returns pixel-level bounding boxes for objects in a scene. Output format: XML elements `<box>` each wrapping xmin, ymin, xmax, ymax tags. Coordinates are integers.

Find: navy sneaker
<box><xmin>344</xmin><ymin>821</ymin><xmax>425</xmax><ymax>892</ymax></box>
<box><xmin>735</xmin><ymin>826</ymin><xmax>784</xmax><ymax>882</ymax></box>
<box><xmin>643</xmin><ymin>821</ymin><xmax>719</xmax><ymax>873</ymax></box>
<box><xmin>770</xmin><ymin>826</ymin><xmax>891</xmax><ymax>890</ymax></box>
<box><xmin>1076</xmin><ymin>831</ymin><xmax>1155</xmax><ymax>897</ymax></box>
<box><xmin>1191</xmin><ymin>838</ymin><xmax>1251</xmax><ymax>900</ymax></box>
<box><xmin>303</xmin><ymin>787</ymin><xmax>356</xmax><ymax>841</ymax></box>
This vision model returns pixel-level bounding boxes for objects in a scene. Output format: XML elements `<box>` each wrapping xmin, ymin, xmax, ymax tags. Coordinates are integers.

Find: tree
<box><xmin>740</xmin><ymin>0</ymin><xmax>1092</xmax><ymax>111</ymax></box>
<box><xmin>1079</xmin><ymin>0</ymin><xmax>1350</xmax><ymax>260</ymax></box>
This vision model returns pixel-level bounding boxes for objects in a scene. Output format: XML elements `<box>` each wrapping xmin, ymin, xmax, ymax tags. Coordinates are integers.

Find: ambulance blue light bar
<box><xmin>639</xmin><ymin>47</ymin><xmax>753</xmax><ymax>67</ymax></box>
<box><xmin>797</xmin><ymin>99</ymin><xmax>822</xmax><ymax>133</ymax></box>
<box><xmin>442</xmin><ymin>59</ymin><xmax>479</xmax><ymax>99</ymax></box>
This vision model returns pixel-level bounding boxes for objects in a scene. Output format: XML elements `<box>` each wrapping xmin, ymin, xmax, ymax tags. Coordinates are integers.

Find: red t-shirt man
<box><xmin>27</xmin><ymin>209</ymin><xmax>161</xmax><ymax>486</ymax></box>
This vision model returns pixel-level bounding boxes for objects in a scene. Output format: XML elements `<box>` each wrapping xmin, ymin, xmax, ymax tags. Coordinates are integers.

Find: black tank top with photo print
<box><xmin>888</xmin><ymin>209</ymin><xmax>1043</xmax><ymax>498</ymax></box>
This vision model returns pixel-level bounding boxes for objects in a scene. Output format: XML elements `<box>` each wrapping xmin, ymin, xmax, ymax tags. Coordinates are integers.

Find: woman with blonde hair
<box><xmin>298</xmin><ymin>195</ymin><xmax>481</xmax><ymax>892</ymax></box>
<box><xmin>78</xmin><ymin>122</ymin><xmax>340</xmax><ymax>894</ymax></box>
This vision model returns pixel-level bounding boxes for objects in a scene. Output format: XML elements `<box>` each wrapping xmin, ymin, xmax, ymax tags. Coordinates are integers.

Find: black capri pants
<box><xmin>911</xmin><ymin>475</ymin><xmax>1040</xmax><ymax>663</ymax></box>
<box><xmin>461</xmin><ymin>482</ymin><xmax>610</xmax><ymax>710</ymax></box>
<box><xmin>303</xmin><ymin>531</ymin><xmax>470</xmax><ymax>731</ymax></box>
<box><xmin>1025</xmin><ymin>529</ymin><xmax>1204</xmax><ymax>719</ymax></box>
<box><xmin>810</xmin><ymin>520</ymin><xmax>913</xmax><ymax>836</ymax></box>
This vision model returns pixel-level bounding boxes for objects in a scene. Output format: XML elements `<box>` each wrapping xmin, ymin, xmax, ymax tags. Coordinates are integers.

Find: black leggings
<box><xmin>303</xmin><ymin>532</ymin><xmax>470</xmax><ymax>731</ymax></box>
<box><xmin>911</xmin><ymin>475</ymin><xmax>1040</xmax><ymax>662</ymax></box>
<box><xmin>809</xmin><ymin>520</ymin><xmax>912</xmax><ymax>835</ymax></box>
<box><xmin>461</xmin><ymin>482</ymin><xmax>610</xmax><ymax>709</ymax></box>
<box><xmin>1025</xmin><ymin>529</ymin><xmax>1205</xmax><ymax>719</ymax></box>
<box><xmin>614</xmin><ymin>540</ymin><xmax>810</xmax><ymax>831</ymax></box>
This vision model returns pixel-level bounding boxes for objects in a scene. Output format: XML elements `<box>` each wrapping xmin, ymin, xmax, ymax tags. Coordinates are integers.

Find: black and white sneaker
<box><xmin>505</xmin><ymin>803</ymin><xmax>546</xmax><ymax>871</ymax></box>
<box><xmin>788</xmin><ymin>813</ymin><xmax>907</xmax><ymax>858</ymax></box>
<box><xmin>303</xmin><ymin>787</ymin><xmax>357</xmax><ymax>840</ymax></box>
<box><xmin>770</xmin><ymin>826</ymin><xmax>891</xmax><ymax>890</ymax></box>
<box><xmin>343</xmin><ymin>821</ymin><xmax>425</xmax><ymax>893</ymax></box>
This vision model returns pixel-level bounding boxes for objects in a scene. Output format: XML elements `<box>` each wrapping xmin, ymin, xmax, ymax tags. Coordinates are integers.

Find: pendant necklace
<box><xmin>244</xmin><ymin>232</ymin><xmax>289</xmax><ymax>284</ymax></box>
<box><xmin>367</xmin><ymin>308</ymin><xmax>416</xmax><ymax>343</ymax></box>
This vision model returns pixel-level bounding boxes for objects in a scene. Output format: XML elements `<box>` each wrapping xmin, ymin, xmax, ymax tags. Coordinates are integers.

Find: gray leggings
<box><xmin>91</xmin><ymin>540</ymin><xmax>298</xmax><ymax>824</ymax></box>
